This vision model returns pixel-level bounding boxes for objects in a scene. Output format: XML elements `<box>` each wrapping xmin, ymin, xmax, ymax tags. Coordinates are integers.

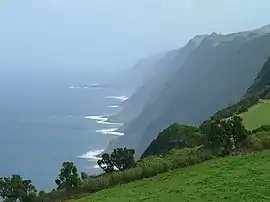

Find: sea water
<box><xmin>0</xmin><ymin>67</ymin><xmax>130</xmax><ymax>190</ymax></box>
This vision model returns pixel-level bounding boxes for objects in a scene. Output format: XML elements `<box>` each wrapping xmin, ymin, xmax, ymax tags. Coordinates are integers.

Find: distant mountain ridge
<box><xmin>107</xmin><ymin>24</ymin><xmax>270</xmax><ymax>158</ymax></box>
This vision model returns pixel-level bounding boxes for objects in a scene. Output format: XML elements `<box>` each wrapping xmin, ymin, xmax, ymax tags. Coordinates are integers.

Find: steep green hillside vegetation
<box><xmin>240</xmin><ymin>100</ymin><xmax>270</xmax><ymax>130</ymax></box>
<box><xmin>74</xmin><ymin>150</ymin><xmax>270</xmax><ymax>202</ymax></box>
<box><xmin>141</xmin><ymin>123</ymin><xmax>204</xmax><ymax>158</ymax></box>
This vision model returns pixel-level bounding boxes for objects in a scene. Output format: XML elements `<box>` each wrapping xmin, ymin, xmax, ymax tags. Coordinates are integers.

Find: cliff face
<box><xmin>213</xmin><ymin>57</ymin><xmax>270</xmax><ymax>119</ymax></box>
<box><xmin>108</xmin><ymin>25</ymin><xmax>270</xmax><ymax>158</ymax></box>
<box><xmin>245</xmin><ymin>58</ymin><xmax>270</xmax><ymax>96</ymax></box>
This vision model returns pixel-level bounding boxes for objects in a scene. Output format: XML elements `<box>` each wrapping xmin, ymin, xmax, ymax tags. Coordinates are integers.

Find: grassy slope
<box><xmin>73</xmin><ymin>150</ymin><xmax>270</xmax><ymax>202</ymax></box>
<box><xmin>240</xmin><ymin>100</ymin><xmax>270</xmax><ymax>130</ymax></box>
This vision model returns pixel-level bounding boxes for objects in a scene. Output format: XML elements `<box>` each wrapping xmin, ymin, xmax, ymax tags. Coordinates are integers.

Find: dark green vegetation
<box><xmin>55</xmin><ymin>162</ymin><xmax>81</xmax><ymax>191</ymax></box>
<box><xmin>0</xmin><ymin>175</ymin><xmax>37</xmax><ymax>202</ymax></box>
<box><xmin>142</xmin><ymin>124</ymin><xmax>203</xmax><ymax>158</ymax></box>
<box><xmin>142</xmin><ymin>116</ymin><xmax>249</xmax><ymax>159</ymax></box>
<box><xmin>97</xmin><ymin>148</ymin><xmax>136</xmax><ymax>173</ymax></box>
<box><xmin>74</xmin><ymin>150</ymin><xmax>270</xmax><ymax>202</ymax></box>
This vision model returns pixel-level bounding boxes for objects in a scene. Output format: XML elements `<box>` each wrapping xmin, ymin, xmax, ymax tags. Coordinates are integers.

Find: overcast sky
<box><xmin>1</xmin><ymin>0</ymin><xmax>270</xmax><ymax>70</ymax></box>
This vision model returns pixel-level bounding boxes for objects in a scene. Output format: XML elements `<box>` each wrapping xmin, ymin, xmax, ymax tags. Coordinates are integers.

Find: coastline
<box><xmin>78</xmin><ymin>95</ymin><xmax>128</xmax><ymax>168</ymax></box>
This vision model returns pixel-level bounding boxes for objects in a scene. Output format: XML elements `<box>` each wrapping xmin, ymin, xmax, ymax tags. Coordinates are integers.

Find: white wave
<box><xmin>93</xmin><ymin>165</ymin><xmax>100</xmax><ymax>169</ymax></box>
<box><xmin>88</xmin><ymin>84</ymin><xmax>99</xmax><ymax>87</ymax></box>
<box><xmin>85</xmin><ymin>116</ymin><xmax>107</xmax><ymax>122</ymax></box>
<box><xmin>85</xmin><ymin>116</ymin><xmax>123</xmax><ymax>125</ymax></box>
<box><xmin>69</xmin><ymin>86</ymin><xmax>82</xmax><ymax>89</ymax></box>
<box><xmin>99</xmin><ymin>121</ymin><xmax>123</xmax><ymax>126</ymax></box>
<box><xmin>96</xmin><ymin>128</ymin><xmax>118</xmax><ymax>133</ymax></box>
<box><xmin>96</xmin><ymin>128</ymin><xmax>124</xmax><ymax>136</ymax></box>
<box><xmin>105</xmin><ymin>96</ymin><xmax>129</xmax><ymax>102</ymax></box>
<box><xmin>108</xmin><ymin>131</ymin><xmax>124</xmax><ymax>136</ymax></box>
<box><xmin>108</xmin><ymin>105</ymin><xmax>119</xmax><ymax>108</ymax></box>
<box><xmin>69</xmin><ymin>84</ymin><xmax>101</xmax><ymax>89</ymax></box>
<box><xmin>78</xmin><ymin>149</ymin><xmax>104</xmax><ymax>160</ymax></box>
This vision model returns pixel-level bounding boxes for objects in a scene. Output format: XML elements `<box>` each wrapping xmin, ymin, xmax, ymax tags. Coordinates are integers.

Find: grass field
<box><xmin>73</xmin><ymin>150</ymin><xmax>270</xmax><ymax>202</ymax></box>
<box><xmin>240</xmin><ymin>100</ymin><xmax>270</xmax><ymax>130</ymax></box>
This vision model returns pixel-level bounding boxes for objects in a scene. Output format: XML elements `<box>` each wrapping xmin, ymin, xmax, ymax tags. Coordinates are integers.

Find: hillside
<box><xmin>240</xmin><ymin>100</ymin><xmax>270</xmax><ymax>130</ymax></box>
<box><xmin>142</xmin><ymin>54</ymin><xmax>270</xmax><ymax>160</ymax></box>
<box><xmin>74</xmin><ymin>150</ymin><xmax>270</xmax><ymax>202</ymax></box>
<box><xmin>107</xmin><ymin>24</ymin><xmax>270</xmax><ymax>158</ymax></box>
<box><xmin>214</xmin><ymin>57</ymin><xmax>270</xmax><ymax>118</ymax></box>
<box><xmin>141</xmin><ymin>123</ymin><xmax>204</xmax><ymax>158</ymax></box>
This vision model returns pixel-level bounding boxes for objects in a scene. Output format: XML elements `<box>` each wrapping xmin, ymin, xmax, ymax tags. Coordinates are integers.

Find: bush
<box><xmin>138</xmin><ymin>156</ymin><xmax>170</xmax><ymax>178</ymax></box>
<box><xmin>81</xmin><ymin>175</ymin><xmax>112</xmax><ymax>193</ymax></box>
<box><xmin>122</xmin><ymin>167</ymin><xmax>144</xmax><ymax>182</ymax></box>
<box><xmin>242</xmin><ymin>131</ymin><xmax>270</xmax><ymax>151</ymax></box>
<box><xmin>165</xmin><ymin>148</ymin><xmax>193</xmax><ymax>169</ymax></box>
<box><xmin>252</xmin><ymin>125</ymin><xmax>270</xmax><ymax>133</ymax></box>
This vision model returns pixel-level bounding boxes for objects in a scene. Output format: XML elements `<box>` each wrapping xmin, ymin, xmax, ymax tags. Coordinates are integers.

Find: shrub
<box><xmin>121</xmin><ymin>167</ymin><xmax>144</xmax><ymax>183</ymax></box>
<box><xmin>165</xmin><ymin>148</ymin><xmax>192</xmax><ymax>169</ymax></box>
<box><xmin>138</xmin><ymin>156</ymin><xmax>170</xmax><ymax>178</ymax></box>
<box><xmin>242</xmin><ymin>131</ymin><xmax>270</xmax><ymax>151</ymax></box>
<box><xmin>81</xmin><ymin>175</ymin><xmax>112</xmax><ymax>193</ymax></box>
<box><xmin>252</xmin><ymin>125</ymin><xmax>270</xmax><ymax>133</ymax></box>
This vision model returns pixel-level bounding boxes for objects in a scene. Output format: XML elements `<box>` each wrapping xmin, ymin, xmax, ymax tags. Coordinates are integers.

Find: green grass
<box><xmin>240</xmin><ymin>100</ymin><xmax>270</xmax><ymax>130</ymax></box>
<box><xmin>73</xmin><ymin>150</ymin><xmax>270</xmax><ymax>202</ymax></box>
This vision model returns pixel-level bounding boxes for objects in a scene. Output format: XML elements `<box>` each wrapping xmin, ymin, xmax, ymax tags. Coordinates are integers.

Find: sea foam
<box><xmin>85</xmin><ymin>116</ymin><xmax>123</xmax><ymax>126</ymax></box>
<box><xmin>108</xmin><ymin>105</ymin><xmax>119</xmax><ymax>108</ymax></box>
<box><xmin>78</xmin><ymin>149</ymin><xmax>104</xmax><ymax>160</ymax></box>
<box><xmin>105</xmin><ymin>96</ymin><xmax>128</xmax><ymax>102</ymax></box>
<box><xmin>96</xmin><ymin>128</ymin><xmax>124</xmax><ymax>136</ymax></box>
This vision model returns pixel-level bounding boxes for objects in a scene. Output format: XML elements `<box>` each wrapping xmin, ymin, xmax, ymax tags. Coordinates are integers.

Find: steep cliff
<box><xmin>108</xmin><ymin>25</ymin><xmax>270</xmax><ymax>158</ymax></box>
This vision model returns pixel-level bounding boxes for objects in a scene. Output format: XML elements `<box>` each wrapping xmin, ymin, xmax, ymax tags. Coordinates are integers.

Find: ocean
<box><xmin>0</xmin><ymin>67</ymin><xmax>130</xmax><ymax>190</ymax></box>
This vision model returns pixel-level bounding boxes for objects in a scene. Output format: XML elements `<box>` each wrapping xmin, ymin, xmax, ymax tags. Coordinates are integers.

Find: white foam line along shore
<box><xmin>69</xmin><ymin>84</ymin><xmax>100</xmax><ymax>89</ymax></box>
<box><xmin>78</xmin><ymin>149</ymin><xmax>104</xmax><ymax>160</ymax></box>
<box><xmin>108</xmin><ymin>105</ymin><xmax>119</xmax><ymax>108</ymax></box>
<box><xmin>105</xmin><ymin>96</ymin><xmax>129</xmax><ymax>102</ymax></box>
<box><xmin>96</xmin><ymin>128</ymin><xmax>124</xmax><ymax>136</ymax></box>
<box><xmin>85</xmin><ymin>116</ymin><xmax>123</xmax><ymax>126</ymax></box>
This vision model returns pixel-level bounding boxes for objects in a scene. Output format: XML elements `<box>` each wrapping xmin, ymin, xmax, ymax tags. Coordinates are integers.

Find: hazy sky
<box><xmin>1</xmin><ymin>0</ymin><xmax>270</xmax><ymax>70</ymax></box>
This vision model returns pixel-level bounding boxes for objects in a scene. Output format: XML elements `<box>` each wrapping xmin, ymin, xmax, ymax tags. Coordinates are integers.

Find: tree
<box><xmin>97</xmin><ymin>153</ymin><xmax>115</xmax><ymax>173</ymax></box>
<box><xmin>55</xmin><ymin>162</ymin><xmax>81</xmax><ymax>190</ymax></box>
<box><xmin>0</xmin><ymin>175</ymin><xmax>37</xmax><ymax>202</ymax></box>
<box><xmin>97</xmin><ymin>148</ymin><xmax>136</xmax><ymax>173</ymax></box>
<box><xmin>80</xmin><ymin>172</ymin><xmax>89</xmax><ymax>180</ymax></box>
<box><xmin>38</xmin><ymin>190</ymin><xmax>46</xmax><ymax>197</ymax></box>
<box><xmin>200</xmin><ymin>118</ymin><xmax>233</xmax><ymax>155</ymax></box>
<box><xmin>227</xmin><ymin>116</ymin><xmax>248</xmax><ymax>148</ymax></box>
<box><xmin>111</xmin><ymin>148</ymin><xmax>136</xmax><ymax>171</ymax></box>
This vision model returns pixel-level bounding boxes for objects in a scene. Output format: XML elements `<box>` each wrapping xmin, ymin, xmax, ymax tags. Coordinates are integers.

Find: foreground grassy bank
<box><xmin>74</xmin><ymin>150</ymin><xmax>270</xmax><ymax>202</ymax></box>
